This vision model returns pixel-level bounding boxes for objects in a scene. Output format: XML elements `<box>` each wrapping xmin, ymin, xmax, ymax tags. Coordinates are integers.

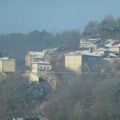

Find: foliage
<box><xmin>45</xmin><ymin>70</ymin><xmax>120</xmax><ymax>120</ymax></box>
<box><xmin>83</xmin><ymin>15</ymin><xmax>120</xmax><ymax>39</ymax></box>
<box><xmin>0</xmin><ymin>73</ymin><xmax>51</xmax><ymax>120</ymax></box>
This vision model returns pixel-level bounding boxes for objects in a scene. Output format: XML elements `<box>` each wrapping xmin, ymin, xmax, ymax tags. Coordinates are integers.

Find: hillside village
<box><xmin>1</xmin><ymin>38</ymin><xmax>120</xmax><ymax>80</ymax></box>
<box><xmin>0</xmin><ymin>37</ymin><xmax>120</xmax><ymax>120</ymax></box>
<box><xmin>1</xmin><ymin>0</ymin><xmax>120</xmax><ymax>118</ymax></box>
<box><xmin>25</xmin><ymin>38</ymin><xmax>120</xmax><ymax>83</ymax></box>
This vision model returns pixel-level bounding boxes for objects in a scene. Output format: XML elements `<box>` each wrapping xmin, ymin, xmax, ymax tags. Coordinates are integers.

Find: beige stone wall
<box><xmin>25</xmin><ymin>53</ymin><xmax>32</xmax><ymax>67</ymax></box>
<box><xmin>31</xmin><ymin>63</ymin><xmax>38</xmax><ymax>75</ymax></box>
<box><xmin>0</xmin><ymin>61</ymin><xmax>3</xmax><ymax>72</ymax></box>
<box><xmin>0</xmin><ymin>59</ymin><xmax>15</xmax><ymax>73</ymax></box>
<box><xmin>65</xmin><ymin>54</ymin><xmax>82</xmax><ymax>73</ymax></box>
<box><xmin>2</xmin><ymin>60</ymin><xmax>15</xmax><ymax>72</ymax></box>
<box><xmin>29</xmin><ymin>72</ymin><xmax>39</xmax><ymax>82</ymax></box>
<box><xmin>25</xmin><ymin>53</ymin><xmax>36</xmax><ymax>67</ymax></box>
<box><xmin>109</xmin><ymin>47</ymin><xmax>120</xmax><ymax>52</ymax></box>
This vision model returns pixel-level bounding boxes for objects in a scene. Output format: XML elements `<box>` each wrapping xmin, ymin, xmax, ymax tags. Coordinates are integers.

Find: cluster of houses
<box><xmin>0</xmin><ymin>38</ymin><xmax>120</xmax><ymax>81</ymax></box>
<box><xmin>23</xmin><ymin>38</ymin><xmax>120</xmax><ymax>82</ymax></box>
<box><xmin>65</xmin><ymin>38</ymin><xmax>120</xmax><ymax>74</ymax></box>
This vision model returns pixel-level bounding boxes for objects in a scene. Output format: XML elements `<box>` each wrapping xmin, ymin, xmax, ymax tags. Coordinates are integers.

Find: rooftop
<box><xmin>29</xmin><ymin>51</ymin><xmax>45</xmax><ymax>56</ymax></box>
<box><xmin>105</xmin><ymin>41</ymin><xmax>120</xmax><ymax>47</ymax></box>
<box><xmin>33</xmin><ymin>60</ymin><xmax>50</xmax><ymax>64</ymax></box>
<box><xmin>65</xmin><ymin>50</ymin><xmax>100</xmax><ymax>57</ymax></box>
<box><xmin>0</xmin><ymin>57</ymin><xmax>15</xmax><ymax>61</ymax></box>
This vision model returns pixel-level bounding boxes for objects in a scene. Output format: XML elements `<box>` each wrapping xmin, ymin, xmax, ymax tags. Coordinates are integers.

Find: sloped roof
<box><xmin>65</xmin><ymin>50</ymin><xmax>100</xmax><ymax>57</ymax></box>
<box><xmin>88</xmin><ymin>38</ymin><xmax>101</xmax><ymax>44</ymax></box>
<box><xmin>29</xmin><ymin>51</ymin><xmax>45</xmax><ymax>56</ymax></box>
<box><xmin>105</xmin><ymin>40</ymin><xmax>120</xmax><ymax>47</ymax></box>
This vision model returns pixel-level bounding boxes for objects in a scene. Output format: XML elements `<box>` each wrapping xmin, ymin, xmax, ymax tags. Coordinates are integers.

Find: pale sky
<box><xmin>0</xmin><ymin>0</ymin><xmax>120</xmax><ymax>33</ymax></box>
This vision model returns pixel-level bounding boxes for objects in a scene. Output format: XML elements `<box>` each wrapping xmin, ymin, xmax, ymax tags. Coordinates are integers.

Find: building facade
<box><xmin>25</xmin><ymin>51</ymin><xmax>45</xmax><ymax>67</ymax></box>
<box><xmin>64</xmin><ymin>52</ymin><xmax>106</xmax><ymax>74</ymax></box>
<box><xmin>0</xmin><ymin>57</ymin><xmax>16</xmax><ymax>73</ymax></box>
<box><xmin>30</xmin><ymin>61</ymin><xmax>52</xmax><ymax>82</ymax></box>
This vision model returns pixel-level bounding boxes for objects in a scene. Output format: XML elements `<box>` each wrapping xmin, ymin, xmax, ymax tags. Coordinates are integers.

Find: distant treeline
<box><xmin>83</xmin><ymin>15</ymin><xmax>120</xmax><ymax>39</ymax></box>
<box><xmin>0</xmin><ymin>30</ymin><xmax>81</xmax><ymax>57</ymax></box>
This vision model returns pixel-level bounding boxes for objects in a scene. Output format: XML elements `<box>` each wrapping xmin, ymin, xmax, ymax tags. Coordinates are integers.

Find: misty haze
<box><xmin>0</xmin><ymin>0</ymin><xmax>120</xmax><ymax>120</ymax></box>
